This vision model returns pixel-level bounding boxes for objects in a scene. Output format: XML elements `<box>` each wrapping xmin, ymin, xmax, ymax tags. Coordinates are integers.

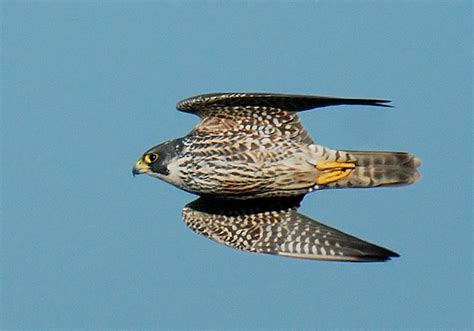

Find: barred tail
<box><xmin>330</xmin><ymin>151</ymin><xmax>421</xmax><ymax>188</ymax></box>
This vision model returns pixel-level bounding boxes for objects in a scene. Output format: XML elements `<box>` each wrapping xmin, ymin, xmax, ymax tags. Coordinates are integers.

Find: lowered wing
<box><xmin>182</xmin><ymin>196</ymin><xmax>399</xmax><ymax>262</ymax></box>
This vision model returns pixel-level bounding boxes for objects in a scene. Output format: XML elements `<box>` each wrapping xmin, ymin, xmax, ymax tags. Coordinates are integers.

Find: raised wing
<box><xmin>182</xmin><ymin>196</ymin><xmax>399</xmax><ymax>262</ymax></box>
<box><xmin>176</xmin><ymin>93</ymin><xmax>391</xmax><ymax>145</ymax></box>
<box><xmin>176</xmin><ymin>92</ymin><xmax>391</xmax><ymax>114</ymax></box>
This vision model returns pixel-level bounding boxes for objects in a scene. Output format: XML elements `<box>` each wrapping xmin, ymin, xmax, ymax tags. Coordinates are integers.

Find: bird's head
<box><xmin>132</xmin><ymin>139</ymin><xmax>183</xmax><ymax>181</ymax></box>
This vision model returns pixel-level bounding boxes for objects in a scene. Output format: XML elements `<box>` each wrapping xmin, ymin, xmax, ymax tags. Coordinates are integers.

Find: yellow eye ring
<box><xmin>144</xmin><ymin>153</ymin><xmax>158</xmax><ymax>164</ymax></box>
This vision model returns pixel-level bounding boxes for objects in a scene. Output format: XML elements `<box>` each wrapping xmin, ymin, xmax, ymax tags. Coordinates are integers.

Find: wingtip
<box><xmin>384</xmin><ymin>252</ymin><xmax>400</xmax><ymax>261</ymax></box>
<box><xmin>375</xmin><ymin>250</ymin><xmax>400</xmax><ymax>262</ymax></box>
<box><xmin>372</xmin><ymin>99</ymin><xmax>393</xmax><ymax>108</ymax></box>
<box><xmin>338</xmin><ymin>97</ymin><xmax>393</xmax><ymax>109</ymax></box>
<box><xmin>391</xmin><ymin>251</ymin><xmax>401</xmax><ymax>258</ymax></box>
<box><xmin>357</xmin><ymin>253</ymin><xmax>399</xmax><ymax>263</ymax></box>
<box><xmin>354</xmin><ymin>246</ymin><xmax>400</xmax><ymax>262</ymax></box>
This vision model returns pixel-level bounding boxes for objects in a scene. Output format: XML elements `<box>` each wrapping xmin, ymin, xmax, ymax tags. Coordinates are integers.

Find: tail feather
<box><xmin>329</xmin><ymin>150</ymin><xmax>420</xmax><ymax>188</ymax></box>
<box><xmin>345</xmin><ymin>151</ymin><xmax>420</xmax><ymax>168</ymax></box>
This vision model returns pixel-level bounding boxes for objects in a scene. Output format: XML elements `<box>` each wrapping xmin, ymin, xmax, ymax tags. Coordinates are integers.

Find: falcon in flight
<box><xmin>133</xmin><ymin>93</ymin><xmax>420</xmax><ymax>262</ymax></box>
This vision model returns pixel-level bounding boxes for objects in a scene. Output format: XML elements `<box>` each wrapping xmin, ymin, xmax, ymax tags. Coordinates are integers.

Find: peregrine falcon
<box><xmin>133</xmin><ymin>93</ymin><xmax>420</xmax><ymax>262</ymax></box>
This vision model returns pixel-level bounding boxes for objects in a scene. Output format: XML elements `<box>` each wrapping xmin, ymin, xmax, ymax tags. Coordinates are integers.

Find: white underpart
<box><xmin>165</xmin><ymin>158</ymin><xmax>185</xmax><ymax>186</ymax></box>
<box><xmin>147</xmin><ymin>157</ymin><xmax>184</xmax><ymax>188</ymax></box>
<box><xmin>306</xmin><ymin>143</ymin><xmax>351</xmax><ymax>164</ymax></box>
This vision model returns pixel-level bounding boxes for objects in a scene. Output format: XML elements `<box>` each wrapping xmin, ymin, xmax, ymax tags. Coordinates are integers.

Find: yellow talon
<box><xmin>315</xmin><ymin>161</ymin><xmax>356</xmax><ymax>185</ymax></box>
<box><xmin>316</xmin><ymin>169</ymin><xmax>353</xmax><ymax>185</ymax></box>
<box><xmin>316</xmin><ymin>161</ymin><xmax>356</xmax><ymax>171</ymax></box>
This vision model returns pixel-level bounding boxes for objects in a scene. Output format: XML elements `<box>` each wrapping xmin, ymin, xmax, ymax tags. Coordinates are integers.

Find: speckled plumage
<box><xmin>134</xmin><ymin>92</ymin><xmax>420</xmax><ymax>262</ymax></box>
<box><xmin>183</xmin><ymin>196</ymin><xmax>398</xmax><ymax>261</ymax></box>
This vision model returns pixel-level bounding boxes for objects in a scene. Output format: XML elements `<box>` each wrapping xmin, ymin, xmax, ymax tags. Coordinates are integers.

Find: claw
<box><xmin>315</xmin><ymin>161</ymin><xmax>356</xmax><ymax>185</ymax></box>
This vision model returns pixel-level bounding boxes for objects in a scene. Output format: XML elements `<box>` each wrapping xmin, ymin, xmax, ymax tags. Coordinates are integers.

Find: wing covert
<box><xmin>176</xmin><ymin>92</ymin><xmax>391</xmax><ymax>144</ymax></box>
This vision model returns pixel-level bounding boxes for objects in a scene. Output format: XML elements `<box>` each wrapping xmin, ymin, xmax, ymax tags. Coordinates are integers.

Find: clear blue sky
<box><xmin>1</xmin><ymin>2</ymin><xmax>472</xmax><ymax>330</ymax></box>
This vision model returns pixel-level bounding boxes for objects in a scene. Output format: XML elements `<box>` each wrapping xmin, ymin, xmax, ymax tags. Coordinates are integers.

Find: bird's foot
<box><xmin>315</xmin><ymin>161</ymin><xmax>356</xmax><ymax>185</ymax></box>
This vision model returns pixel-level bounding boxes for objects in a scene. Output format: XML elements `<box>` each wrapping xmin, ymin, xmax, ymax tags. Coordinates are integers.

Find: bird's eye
<box><xmin>144</xmin><ymin>153</ymin><xmax>158</xmax><ymax>164</ymax></box>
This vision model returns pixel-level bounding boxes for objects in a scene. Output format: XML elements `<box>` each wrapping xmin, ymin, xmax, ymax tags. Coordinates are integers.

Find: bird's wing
<box><xmin>182</xmin><ymin>196</ymin><xmax>399</xmax><ymax>262</ymax></box>
<box><xmin>176</xmin><ymin>92</ymin><xmax>391</xmax><ymax>113</ymax></box>
<box><xmin>176</xmin><ymin>93</ymin><xmax>391</xmax><ymax>144</ymax></box>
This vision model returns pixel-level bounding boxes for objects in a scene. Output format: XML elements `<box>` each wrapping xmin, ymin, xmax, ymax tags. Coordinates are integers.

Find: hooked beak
<box><xmin>132</xmin><ymin>160</ymin><xmax>149</xmax><ymax>176</ymax></box>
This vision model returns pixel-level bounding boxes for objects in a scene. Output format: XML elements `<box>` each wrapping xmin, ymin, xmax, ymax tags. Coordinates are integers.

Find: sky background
<box><xmin>1</xmin><ymin>1</ymin><xmax>472</xmax><ymax>330</ymax></box>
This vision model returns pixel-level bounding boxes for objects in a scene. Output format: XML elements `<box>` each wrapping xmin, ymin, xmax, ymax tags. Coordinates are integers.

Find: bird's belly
<box><xmin>176</xmin><ymin>152</ymin><xmax>318</xmax><ymax>198</ymax></box>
